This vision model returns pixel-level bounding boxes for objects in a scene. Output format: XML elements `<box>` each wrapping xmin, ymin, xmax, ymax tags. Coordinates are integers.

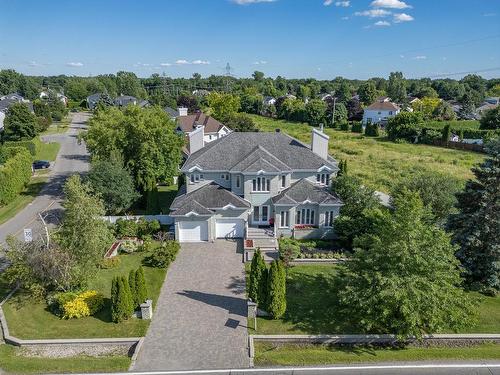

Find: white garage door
<box><xmin>216</xmin><ymin>219</ymin><xmax>244</xmax><ymax>238</ymax></box>
<box><xmin>178</xmin><ymin>221</ymin><xmax>208</xmax><ymax>242</ymax></box>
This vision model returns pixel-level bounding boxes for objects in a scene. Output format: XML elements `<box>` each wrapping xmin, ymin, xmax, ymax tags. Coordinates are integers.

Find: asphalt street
<box><xmin>0</xmin><ymin>112</ymin><xmax>90</xmax><ymax>247</ymax></box>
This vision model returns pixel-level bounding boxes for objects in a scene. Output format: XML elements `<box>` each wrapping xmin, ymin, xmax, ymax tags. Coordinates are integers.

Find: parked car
<box><xmin>32</xmin><ymin>160</ymin><xmax>50</xmax><ymax>170</ymax></box>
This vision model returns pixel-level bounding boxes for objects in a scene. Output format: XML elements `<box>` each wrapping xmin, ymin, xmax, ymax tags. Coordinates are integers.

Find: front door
<box><xmin>252</xmin><ymin>205</ymin><xmax>269</xmax><ymax>225</ymax></box>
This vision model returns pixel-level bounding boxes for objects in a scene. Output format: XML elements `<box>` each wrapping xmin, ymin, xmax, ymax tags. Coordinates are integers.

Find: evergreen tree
<box><xmin>267</xmin><ymin>260</ymin><xmax>287</xmax><ymax>319</ymax></box>
<box><xmin>121</xmin><ymin>276</ymin><xmax>134</xmax><ymax>317</ymax></box>
<box><xmin>447</xmin><ymin>139</ymin><xmax>500</xmax><ymax>292</ymax></box>
<box><xmin>337</xmin><ymin>190</ymin><xmax>477</xmax><ymax>338</ymax></box>
<box><xmin>337</xmin><ymin>160</ymin><xmax>345</xmax><ymax>177</ymax></box>
<box><xmin>110</xmin><ymin>277</ymin><xmax>120</xmax><ymax>323</ymax></box>
<box><xmin>258</xmin><ymin>265</ymin><xmax>269</xmax><ymax>310</ymax></box>
<box><xmin>248</xmin><ymin>249</ymin><xmax>267</xmax><ymax>306</ymax></box>
<box><xmin>135</xmin><ymin>267</ymin><xmax>148</xmax><ymax>305</ymax></box>
<box><xmin>442</xmin><ymin>124</ymin><xmax>451</xmax><ymax>143</ymax></box>
<box><xmin>129</xmin><ymin>269</ymin><xmax>138</xmax><ymax>309</ymax></box>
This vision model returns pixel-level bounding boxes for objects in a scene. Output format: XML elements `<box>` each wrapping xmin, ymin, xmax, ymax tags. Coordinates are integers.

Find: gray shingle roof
<box><xmin>182</xmin><ymin>132</ymin><xmax>338</xmax><ymax>172</ymax></box>
<box><xmin>170</xmin><ymin>182</ymin><xmax>250</xmax><ymax>216</ymax></box>
<box><xmin>272</xmin><ymin>179</ymin><xmax>342</xmax><ymax>206</ymax></box>
<box><xmin>165</xmin><ymin>106</ymin><xmax>179</xmax><ymax>118</ymax></box>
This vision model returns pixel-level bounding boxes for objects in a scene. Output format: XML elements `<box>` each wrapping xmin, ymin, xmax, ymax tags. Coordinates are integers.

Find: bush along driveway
<box><xmin>133</xmin><ymin>240</ymin><xmax>250</xmax><ymax>371</ymax></box>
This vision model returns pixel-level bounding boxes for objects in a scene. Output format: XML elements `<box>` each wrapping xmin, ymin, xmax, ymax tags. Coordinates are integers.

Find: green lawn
<box><xmin>250</xmin><ymin>115</ymin><xmax>484</xmax><ymax>193</ymax></box>
<box><xmin>0</xmin><ymin>176</ymin><xmax>48</xmax><ymax>225</ymax></box>
<box><xmin>157</xmin><ymin>184</ymin><xmax>178</xmax><ymax>214</ymax></box>
<box><xmin>0</xmin><ymin>344</ymin><xmax>130</xmax><ymax>374</ymax></box>
<box><xmin>423</xmin><ymin>120</ymin><xmax>480</xmax><ymax>131</ymax></box>
<box><xmin>41</xmin><ymin>116</ymin><xmax>71</xmax><ymax>136</ymax></box>
<box><xmin>251</xmin><ymin>265</ymin><xmax>500</xmax><ymax>335</ymax></box>
<box><xmin>34</xmin><ymin>137</ymin><xmax>60</xmax><ymax>161</ymax></box>
<box><xmin>2</xmin><ymin>251</ymin><xmax>167</xmax><ymax>339</ymax></box>
<box><xmin>254</xmin><ymin>342</ymin><xmax>500</xmax><ymax>366</ymax></box>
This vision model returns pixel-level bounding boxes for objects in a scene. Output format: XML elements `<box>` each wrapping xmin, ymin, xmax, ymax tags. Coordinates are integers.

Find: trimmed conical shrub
<box><xmin>110</xmin><ymin>276</ymin><xmax>120</xmax><ymax>323</ymax></box>
<box><xmin>267</xmin><ymin>260</ymin><xmax>287</xmax><ymax>319</ymax></box>
<box><xmin>248</xmin><ymin>249</ymin><xmax>267</xmax><ymax>307</ymax></box>
<box><xmin>129</xmin><ymin>269</ymin><xmax>138</xmax><ymax>309</ymax></box>
<box><xmin>135</xmin><ymin>266</ymin><xmax>148</xmax><ymax>306</ymax></box>
<box><xmin>121</xmin><ymin>276</ymin><xmax>134</xmax><ymax>317</ymax></box>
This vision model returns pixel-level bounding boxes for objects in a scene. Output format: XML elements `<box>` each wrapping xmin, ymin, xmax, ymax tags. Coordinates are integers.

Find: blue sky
<box><xmin>1</xmin><ymin>0</ymin><xmax>499</xmax><ymax>79</ymax></box>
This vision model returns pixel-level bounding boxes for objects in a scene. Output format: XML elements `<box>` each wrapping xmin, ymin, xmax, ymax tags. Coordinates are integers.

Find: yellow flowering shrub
<box><xmin>62</xmin><ymin>290</ymin><xmax>104</xmax><ymax>319</ymax></box>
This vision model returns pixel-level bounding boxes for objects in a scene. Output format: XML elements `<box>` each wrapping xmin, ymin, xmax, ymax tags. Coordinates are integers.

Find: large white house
<box><xmin>362</xmin><ymin>97</ymin><xmax>400</xmax><ymax>125</ymax></box>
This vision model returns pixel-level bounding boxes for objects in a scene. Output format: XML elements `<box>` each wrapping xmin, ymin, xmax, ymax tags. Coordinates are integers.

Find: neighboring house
<box><xmin>114</xmin><ymin>95</ymin><xmax>138</xmax><ymax>107</ymax></box>
<box><xmin>40</xmin><ymin>90</ymin><xmax>68</xmax><ymax>105</ymax></box>
<box><xmin>167</xmin><ymin>107</ymin><xmax>232</xmax><ymax>145</ymax></box>
<box><xmin>263</xmin><ymin>96</ymin><xmax>276</xmax><ymax>106</ymax></box>
<box><xmin>485</xmin><ymin>97</ymin><xmax>499</xmax><ymax>105</ymax></box>
<box><xmin>362</xmin><ymin>98</ymin><xmax>401</xmax><ymax>125</ymax></box>
<box><xmin>138</xmin><ymin>99</ymin><xmax>150</xmax><ymax>108</ymax></box>
<box><xmin>87</xmin><ymin>93</ymin><xmax>103</xmax><ymax>110</ymax></box>
<box><xmin>192</xmin><ymin>89</ymin><xmax>210</xmax><ymax>97</ymax></box>
<box><xmin>475</xmin><ymin>102</ymin><xmax>498</xmax><ymax>118</ymax></box>
<box><xmin>0</xmin><ymin>94</ymin><xmax>34</xmax><ymax>130</ymax></box>
<box><xmin>320</xmin><ymin>93</ymin><xmax>333</xmax><ymax>102</ymax></box>
<box><xmin>170</xmin><ymin>126</ymin><xmax>342</xmax><ymax>242</ymax></box>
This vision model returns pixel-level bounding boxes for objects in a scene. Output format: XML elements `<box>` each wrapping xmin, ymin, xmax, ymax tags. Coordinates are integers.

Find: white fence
<box><xmin>101</xmin><ymin>215</ymin><xmax>174</xmax><ymax>225</ymax></box>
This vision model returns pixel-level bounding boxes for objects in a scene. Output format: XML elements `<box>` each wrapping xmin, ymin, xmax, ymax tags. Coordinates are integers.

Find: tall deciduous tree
<box><xmin>447</xmin><ymin>139</ymin><xmax>500</xmax><ymax>292</ymax></box>
<box><xmin>336</xmin><ymin>190</ymin><xmax>476</xmax><ymax>338</ymax></box>
<box><xmin>2</xmin><ymin>102</ymin><xmax>38</xmax><ymax>141</ymax></box>
<box><xmin>387</xmin><ymin>72</ymin><xmax>407</xmax><ymax>103</ymax></box>
<box><xmin>358</xmin><ymin>81</ymin><xmax>377</xmax><ymax>106</ymax></box>
<box><xmin>305</xmin><ymin>99</ymin><xmax>327</xmax><ymax>126</ymax></box>
<box><xmin>58</xmin><ymin>175</ymin><xmax>114</xmax><ymax>284</ymax></box>
<box><xmin>84</xmin><ymin>106</ymin><xmax>184</xmax><ymax>192</ymax></box>
<box><xmin>207</xmin><ymin>92</ymin><xmax>241</xmax><ymax>122</ymax></box>
<box><xmin>86</xmin><ymin>153</ymin><xmax>140</xmax><ymax>215</ymax></box>
<box><xmin>479</xmin><ymin>106</ymin><xmax>500</xmax><ymax>130</ymax></box>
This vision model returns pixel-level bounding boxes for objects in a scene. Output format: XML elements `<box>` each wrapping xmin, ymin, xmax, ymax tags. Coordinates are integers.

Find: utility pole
<box><xmin>38</xmin><ymin>212</ymin><xmax>50</xmax><ymax>249</ymax></box>
<box><xmin>331</xmin><ymin>91</ymin><xmax>337</xmax><ymax>127</ymax></box>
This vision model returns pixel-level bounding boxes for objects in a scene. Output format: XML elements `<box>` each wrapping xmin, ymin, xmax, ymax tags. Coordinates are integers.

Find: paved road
<box><xmin>133</xmin><ymin>240</ymin><xmax>249</xmax><ymax>371</ymax></box>
<box><xmin>0</xmin><ymin>112</ymin><xmax>90</xmax><ymax>247</ymax></box>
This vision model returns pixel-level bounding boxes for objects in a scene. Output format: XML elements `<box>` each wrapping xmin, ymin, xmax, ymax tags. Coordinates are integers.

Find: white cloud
<box><xmin>374</xmin><ymin>20</ymin><xmax>391</xmax><ymax>26</ymax></box>
<box><xmin>341</xmin><ymin>16</ymin><xmax>349</xmax><ymax>20</ymax></box>
<box><xmin>355</xmin><ymin>9</ymin><xmax>391</xmax><ymax>17</ymax></box>
<box><xmin>400</xmin><ymin>54</ymin><xmax>405</xmax><ymax>58</ymax></box>
<box><xmin>28</xmin><ymin>61</ymin><xmax>41</xmax><ymax>67</ymax></box>
<box><xmin>192</xmin><ymin>60</ymin><xmax>210</xmax><ymax>65</ymax></box>
<box><xmin>333</xmin><ymin>1</ymin><xmax>350</xmax><ymax>6</ymax></box>
<box><xmin>134</xmin><ymin>62</ymin><xmax>151</xmax><ymax>67</ymax></box>
<box><xmin>370</xmin><ymin>0</ymin><xmax>411</xmax><ymax>9</ymax></box>
<box><xmin>253</xmin><ymin>60</ymin><xmax>268</xmax><ymax>65</ymax></box>
<box><xmin>483</xmin><ymin>13</ymin><xmax>496</xmax><ymax>17</ymax></box>
<box><xmin>393</xmin><ymin>12</ymin><xmax>414</xmax><ymax>22</ymax></box>
<box><xmin>413</xmin><ymin>55</ymin><xmax>427</xmax><ymax>60</ymax></box>
<box><xmin>176</xmin><ymin>59</ymin><xmax>190</xmax><ymax>65</ymax></box>
<box><xmin>231</xmin><ymin>0</ymin><xmax>276</xmax><ymax>4</ymax></box>
<box><xmin>324</xmin><ymin>0</ymin><xmax>333</xmax><ymax>5</ymax></box>
<box><xmin>160</xmin><ymin>62</ymin><xmax>172</xmax><ymax>67</ymax></box>
<box><xmin>66</xmin><ymin>62</ymin><xmax>83</xmax><ymax>67</ymax></box>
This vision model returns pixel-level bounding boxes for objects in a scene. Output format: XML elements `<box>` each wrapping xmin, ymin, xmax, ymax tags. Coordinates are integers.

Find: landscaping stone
<box><xmin>140</xmin><ymin>299</ymin><xmax>152</xmax><ymax>320</ymax></box>
<box><xmin>19</xmin><ymin>344</ymin><xmax>130</xmax><ymax>358</ymax></box>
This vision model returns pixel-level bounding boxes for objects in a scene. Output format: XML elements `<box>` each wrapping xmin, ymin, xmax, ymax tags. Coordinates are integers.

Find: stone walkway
<box><xmin>133</xmin><ymin>240</ymin><xmax>249</xmax><ymax>371</ymax></box>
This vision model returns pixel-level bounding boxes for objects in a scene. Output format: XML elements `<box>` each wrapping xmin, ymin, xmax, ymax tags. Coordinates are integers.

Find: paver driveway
<box><xmin>133</xmin><ymin>240</ymin><xmax>249</xmax><ymax>371</ymax></box>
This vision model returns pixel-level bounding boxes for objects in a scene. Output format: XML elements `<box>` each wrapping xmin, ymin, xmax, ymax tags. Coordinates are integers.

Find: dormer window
<box><xmin>252</xmin><ymin>177</ymin><xmax>270</xmax><ymax>192</ymax></box>
<box><xmin>189</xmin><ymin>173</ymin><xmax>203</xmax><ymax>184</ymax></box>
<box><xmin>316</xmin><ymin>173</ymin><xmax>330</xmax><ymax>186</ymax></box>
<box><xmin>221</xmin><ymin>173</ymin><xmax>229</xmax><ymax>181</ymax></box>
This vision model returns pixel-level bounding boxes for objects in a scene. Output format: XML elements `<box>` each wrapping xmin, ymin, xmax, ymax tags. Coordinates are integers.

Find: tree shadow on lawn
<box><xmin>263</xmin><ymin>271</ymin><xmax>356</xmax><ymax>334</ymax></box>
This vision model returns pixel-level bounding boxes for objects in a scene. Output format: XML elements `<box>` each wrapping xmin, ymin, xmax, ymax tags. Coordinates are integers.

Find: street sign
<box><xmin>24</xmin><ymin>228</ymin><xmax>33</xmax><ymax>242</ymax></box>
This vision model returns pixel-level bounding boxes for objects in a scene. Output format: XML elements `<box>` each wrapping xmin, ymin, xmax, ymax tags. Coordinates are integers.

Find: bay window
<box><xmin>296</xmin><ymin>208</ymin><xmax>315</xmax><ymax>225</ymax></box>
<box><xmin>324</xmin><ymin>211</ymin><xmax>335</xmax><ymax>227</ymax></box>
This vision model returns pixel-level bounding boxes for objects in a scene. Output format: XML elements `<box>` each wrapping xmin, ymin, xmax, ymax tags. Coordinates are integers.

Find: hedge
<box><xmin>0</xmin><ymin>147</ymin><xmax>32</xmax><ymax>205</ymax></box>
<box><xmin>3</xmin><ymin>140</ymin><xmax>39</xmax><ymax>157</ymax></box>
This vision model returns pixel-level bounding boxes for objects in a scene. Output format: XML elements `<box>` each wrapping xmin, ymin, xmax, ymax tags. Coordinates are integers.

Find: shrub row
<box><xmin>3</xmin><ymin>140</ymin><xmax>39</xmax><ymax>157</ymax></box>
<box><xmin>111</xmin><ymin>267</ymin><xmax>148</xmax><ymax>323</ymax></box>
<box><xmin>0</xmin><ymin>147</ymin><xmax>32</xmax><ymax>205</ymax></box>
<box><xmin>115</xmin><ymin>218</ymin><xmax>161</xmax><ymax>239</ymax></box>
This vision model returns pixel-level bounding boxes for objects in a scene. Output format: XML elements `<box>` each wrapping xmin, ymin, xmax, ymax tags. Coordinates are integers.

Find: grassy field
<box><xmin>251</xmin><ymin>265</ymin><xmax>500</xmax><ymax>335</ymax></box>
<box><xmin>0</xmin><ymin>344</ymin><xmax>130</xmax><ymax>374</ymax></box>
<box><xmin>0</xmin><ymin>176</ymin><xmax>48</xmax><ymax>225</ymax></box>
<box><xmin>2</xmin><ymin>250</ymin><xmax>167</xmax><ymax>339</ymax></box>
<box><xmin>41</xmin><ymin>115</ymin><xmax>71</xmax><ymax>136</ymax></box>
<box><xmin>254</xmin><ymin>342</ymin><xmax>500</xmax><ymax>366</ymax></box>
<box><xmin>34</xmin><ymin>137</ymin><xmax>60</xmax><ymax>161</ymax></box>
<box><xmin>423</xmin><ymin>120</ymin><xmax>480</xmax><ymax>130</ymax></box>
<box><xmin>250</xmin><ymin>115</ymin><xmax>485</xmax><ymax>193</ymax></box>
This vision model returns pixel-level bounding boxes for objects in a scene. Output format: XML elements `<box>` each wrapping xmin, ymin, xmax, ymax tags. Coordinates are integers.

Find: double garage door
<box><xmin>178</xmin><ymin>219</ymin><xmax>244</xmax><ymax>242</ymax></box>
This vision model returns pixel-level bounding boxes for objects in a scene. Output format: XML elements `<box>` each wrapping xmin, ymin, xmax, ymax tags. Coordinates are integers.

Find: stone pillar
<box><xmin>140</xmin><ymin>299</ymin><xmax>153</xmax><ymax>320</ymax></box>
<box><xmin>247</xmin><ymin>300</ymin><xmax>257</xmax><ymax>331</ymax></box>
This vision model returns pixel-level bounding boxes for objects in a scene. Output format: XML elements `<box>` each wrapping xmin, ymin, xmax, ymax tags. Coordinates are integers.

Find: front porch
<box><xmin>244</xmin><ymin>225</ymin><xmax>279</xmax><ymax>262</ymax></box>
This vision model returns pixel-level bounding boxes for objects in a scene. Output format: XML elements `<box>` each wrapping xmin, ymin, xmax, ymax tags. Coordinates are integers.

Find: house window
<box><xmin>252</xmin><ymin>177</ymin><xmax>270</xmax><ymax>192</ymax></box>
<box><xmin>317</xmin><ymin>173</ymin><xmax>330</xmax><ymax>186</ymax></box>
<box><xmin>190</xmin><ymin>174</ymin><xmax>195</xmax><ymax>183</ymax></box>
<box><xmin>280</xmin><ymin>211</ymin><xmax>289</xmax><ymax>228</ymax></box>
<box><xmin>296</xmin><ymin>208</ymin><xmax>315</xmax><ymax>225</ymax></box>
<box><xmin>236</xmin><ymin>175</ymin><xmax>241</xmax><ymax>188</ymax></box>
<box><xmin>209</xmin><ymin>135</ymin><xmax>213</xmax><ymax>140</ymax></box>
<box><xmin>324</xmin><ymin>211</ymin><xmax>335</xmax><ymax>227</ymax></box>
<box><xmin>281</xmin><ymin>175</ymin><xmax>286</xmax><ymax>188</ymax></box>
<box><xmin>389</xmin><ymin>111</ymin><xmax>393</xmax><ymax>115</ymax></box>
<box><xmin>221</xmin><ymin>173</ymin><xmax>229</xmax><ymax>181</ymax></box>
<box><xmin>190</xmin><ymin>174</ymin><xmax>202</xmax><ymax>183</ymax></box>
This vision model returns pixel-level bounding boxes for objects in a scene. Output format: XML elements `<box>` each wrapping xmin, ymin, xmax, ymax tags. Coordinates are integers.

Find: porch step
<box><xmin>247</xmin><ymin>227</ymin><xmax>275</xmax><ymax>239</ymax></box>
<box><xmin>251</xmin><ymin>238</ymin><xmax>278</xmax><ymax>250</ymax></box>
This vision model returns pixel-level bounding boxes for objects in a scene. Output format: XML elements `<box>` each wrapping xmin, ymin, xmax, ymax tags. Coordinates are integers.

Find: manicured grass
<box><xmin>34</xmin><ymin>137</ymin><xmax>60</xmax><ymax>161</ymax></box>
<box><xmin>41</xmin><ymin>116</ymin><xmax>71</xmax><ymax>136</ymax></box>
<box><xmin>251</xmin><ymin>265</ymin><xmax>500</xmax><ymax>335</ymax></box>
<box><xmin>3</xmin><ymin>251</ymin><xmax>167</xmax><ymax>339</ymax></box>
<box><xmin>254</xmin><ymin>342</ymin><xmax>500</xmax><ymax>366</ymax></box>
<box><xmin>0</xmin><ymin>344</ymin><xmax>130</xmax><ymax>374</ymax></box>
<box><xmin>0</xmin><ymin>176</ymin><xmax>48</xmax><ymax>225</ymax></box>
<box><xmin>250</xmin><ymin>115</ymin><xmax>485</xmax><ymax>193</ymax></box>
<box><xmin>423</xmin><ymin>120</ymin><xmax>480</xmax><ymax>131</ymax></box>
<box><xmin>157</xmin><ymin>184</ymin><xmax>179</xmax><ymax>213</ymax></box>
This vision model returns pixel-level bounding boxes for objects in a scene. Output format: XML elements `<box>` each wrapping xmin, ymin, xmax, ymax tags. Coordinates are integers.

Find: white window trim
<box><xmin>252</xmin><ymin>177</ymin><xmax>270</xmax><ymax>192</ymax></box>
<box><xmin>324</xmin><ymin>211</ymin><xmax>335</xmax><ymax>227</ymax></box>
<box><xmin>281</xmin><ymin>175</ymin><xmax>286</xmax><ymax>188</ymax></box>
<box><xmin>296</xmin><ymin>208</ymin><xmax>315</xmax><ymax>225</ymax></box>
<box><xmin>279</xmin><ymin>210</ymin><xmax>289</xmax><ymax>228</ymax></box>
<box><xmin>316</xmin><ymin>173</ymin><xmax>330</xmax><ymax>186</ymax></box>
<box><xmin>236</xmin><ymin>175</ymin><xmax>241</xmax><ymax>188</ymax></box>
